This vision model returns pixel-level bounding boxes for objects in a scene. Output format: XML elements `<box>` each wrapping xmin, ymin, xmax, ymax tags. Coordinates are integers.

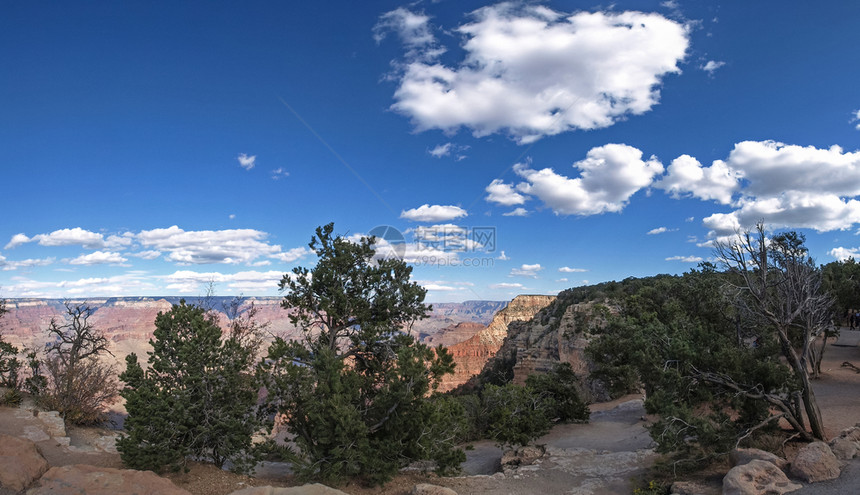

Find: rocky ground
<box><xmin>2</xmin><ymin>331</ymin><xmax>859</xmax><ymax>495</ymax></box>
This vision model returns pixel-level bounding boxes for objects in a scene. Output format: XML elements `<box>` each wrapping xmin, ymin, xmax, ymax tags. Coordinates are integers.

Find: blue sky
<box><xmin>1</xmin><ymin>1</ymin><xmax>859</xmax><ymax>302</ymax></box>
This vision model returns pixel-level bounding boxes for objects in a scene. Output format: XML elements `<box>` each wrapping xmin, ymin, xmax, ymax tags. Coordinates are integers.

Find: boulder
<box><xmin>0</xmin><ymin>434</ymin><xmax>49</xmax><ymax>491</ymax></box>
<box><xmin>723</xmin><ymin>460</ymin><xmax>802</xmax><ymax>495</ymax></box>
<box><xmin>228</xmin><ymin>485</ymin><xmax>348</xmax><ymax>495</ymax></box>
<box><xmin>411</xmin><ymin>484</ymin><xmax>458</xmax><ymax>495</ymax></box>
<box><xmin>790</xmin><ymin>441</ymin><xmax>841</xmax><ymax>483</ymax></box>
<box><xmin>829</xmin><ymin>436</ymin><xmax>858</xmax><ymax>460</ymax></box>
<box><xmin>729</xmin><ymin>448</ymin><xmax>789</xmax><ymax>471</ymax></box>
<box><xmin>27</xmin><ymin>464</ymin><xmax>192</xmax><ymax>495</ymax></box>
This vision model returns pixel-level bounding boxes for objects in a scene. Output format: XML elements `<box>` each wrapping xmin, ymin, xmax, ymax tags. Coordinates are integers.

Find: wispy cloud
<box><xmin>665</xmin><ymin>255</ymin><xmax>704</xmax><ymax>262</ymax></box>
<box><xmin>701</xmin><ymin>60</ymin><xmax>726</xmax><ymax>76</ymax></box>
<box><xmin>238</xmin><ymin>153</ymin><xmax>256</xmax><ymax>170</ymax></box>
<box><xmin>510</xmin><ymin>263</ymin><xmax>542</xmax><ymax>278</ymax></box>
<box><xmin>69</xmin><ymin>251</ymin><xmax>128</xmax><ymax>266</ymax></box>
<box><xmin>559</xmin><ymin>266</ymin><xmax>587</xmax><ymax>273</ymax></box>
<box><xmin>489</xmin><ymin>282</ymin><xmax>524</xmax><ymax>290</ymax></box>
<box><xmin>503</xmin><ymin>208</ymin><xmax>529</xmax><ymax>217</ymax></box>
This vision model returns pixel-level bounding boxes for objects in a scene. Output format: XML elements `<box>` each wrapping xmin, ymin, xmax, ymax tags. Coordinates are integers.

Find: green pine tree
<box><xmin>118</xmin><ymin>300</ymin><xmax>261</xmax><ymax>473</ymax></box>
<box><xmin>257</xmin><ymin>223</ymin><xmax>464</xmax><ymax>485</ymax></box>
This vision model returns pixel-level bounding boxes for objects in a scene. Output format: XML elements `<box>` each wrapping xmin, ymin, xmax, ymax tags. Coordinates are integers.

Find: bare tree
<box><xmin>46</xmin><ymin>302</ymin><xmax>112</xmax><ymax>367</ymax></box>
<box><xmin>40</xmin><ymin>302</ymin><xmax>118</xmax><ymax>424</ymax></box>
<box><xmin>714</xmin><ymin>222</ymin><xmax>832</xmax><ymax>440</ymax></box>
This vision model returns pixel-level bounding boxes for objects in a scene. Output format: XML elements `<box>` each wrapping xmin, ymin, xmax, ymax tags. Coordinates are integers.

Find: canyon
<box><xmin>0</xmin><ymin>294</ymin><xmax>605</xmax><ymax>396</ymax></box>
<box><xmin>0</xmin><ymin>297</ymin><xmax>511</xmax><ymax>389</ymax></box>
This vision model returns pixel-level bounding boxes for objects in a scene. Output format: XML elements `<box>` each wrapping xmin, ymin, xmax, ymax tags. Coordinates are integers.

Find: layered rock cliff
<box><xmin>480</xmin><ymin>296</ymin><xmax>614</xmax><ymax>400</ymax></box>
<box><xmin>439</xmin><ymin>295</ymin><xmax>556</xmax><ymax>392</ymax></box>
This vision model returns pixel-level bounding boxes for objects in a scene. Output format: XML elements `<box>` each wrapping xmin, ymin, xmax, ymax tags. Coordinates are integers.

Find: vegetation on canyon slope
<box><xmin>585</xmin><ymin>224</ymin><xmax>841</xmax><ymax>470</ymax></box>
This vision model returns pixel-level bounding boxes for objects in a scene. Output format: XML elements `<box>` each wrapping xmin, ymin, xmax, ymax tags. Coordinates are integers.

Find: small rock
<box><xmin>839</xmin><ymin>426</ymin><xmax>860</xmax><ymax>442</ymax></box>
<box><xmin>829</xmin><ymin>437</ymin><xmax>858</xmax><ymax>460</ymax></box>
<box><xmin>723</xmin><ymin>459</ymin><xmax>802</xmax><ymax>495</ymax></box>
<box><xmin>27</xmin><ymin>464</ymin><xmax>192</xmax><ymax>495</ymax></box>
<box><xmin>36</xmin><ymin>411</ymin><xmax>66</xmax><ymax>438</ymax></box>
<box><xmin>492</xmin><ymin>472</ymin><xmax>505</xmax><ymax>480</ymax></box>
<box><xmin>228</xmin><ymin>484</ymin><xmax>348</xmax><ymax>495</ymax></box>
<box><xmin>94</xmin><ymin>433</ymin><xmax>120</xmax><ymax>453</ymax></box>
<box><xmin>0</xmin><ymin>434</ymin><xmax>49</xmax><ymax>492</ymax></box>
<box><xmin>500</xmin><ymin>445</ymin><xmax>545</xmax><ymax>467</ymax></box>
<box><xmin>790</xmin><ymin>441</ymin><xmax>841</xmax><ymax>483</ymax></box>
<box><xmin>729</xmin><ymin>448</ymin><xmax>789</xmax><ymax>471</ymax></box>
<box><xmin>410</xmin><ymin>483</ymin><xmax>458</xmax><ymax>495</ymax></box>
<box><xmin>670</xmin><ymin>480</ymin><xmax>720</xmax><ymax>495</ymax></box>
<box><xmin>55</xmin><ymin>436</ymin><xmax>71</xmax><ymax>446</ymax></box>
<box><xmin>22</xmin><ymin>425</ymin><xmax>50</xmax><ymax>442</ymax></box>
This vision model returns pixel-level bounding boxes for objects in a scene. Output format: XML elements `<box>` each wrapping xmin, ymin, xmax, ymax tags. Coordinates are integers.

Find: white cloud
<box><xmin>830</xmin><ymin>247</ymin><xmax>859</xmax><ymax>261</ymax></box>
<box><xmin>656</xmin><ymin>154</ymin><xmax>739</xmax><ymax>204</ymax></box>
<box><xmin>423</xmin><ymin>283</ymin><xmax>458</xmax><ymax>291</ymax></box>
<box><xmin>559</xmin><ymin>266</ymin><xmax>587</xmax><ymax>273</ymax></box>
<box><xmin>489</xmin><ymin>282</ymin><xmax>524</xmax><ymax>290</ymax></box>
<box><xmin>5</xmin><ymin>233</ymin><xmax>31</xmax><ymax>249</ymax></box>
<box><xmin>271</xmin><ymin>247</ymin><xmax>311</xmax><ymax>263</ymax></box>
<box><xmin>485</xmin><ymin>179</ymin><xmax>527</xmax><ymax>206</ymax></box>
<box><xmin>238</xmin><ymin>153</ymin><xmax>256</xmax><ymax>170</ymax></box>
<box><xmin>2</xmin><ymin>272</ymin><xmax>156</xmax><ymax>298</ymax></box>
<box><xmin>510</xmin><ymin>263</ymin><xmax>542</xmax><ymax>278</ymax></box>
<box><xmin>665</xmin><ymin>255</ymin><xmax>704</xmax><ymax>262</ymax></box>
<box><xmin>373</xmin><ymin>8</ymin><xmax>437</xmax><ymax>54</ymax></box>
<box><xmin>429</xmin><ymin>143</ymin><xmax>452</xmax><ymax>158</ymax></box>
<box><xmin>701</xmin><ymin>60</ymin><xmax>725</xmax><ymax>75</ymax></box>
<box><xmin>557</xmin><ymin>278</ymin><xmax>569</xmax><ymax>283</ymax></box>
<box><xmin>33</xmin><ymin>228</ymin><xmax>106</xmax><ymax>249</ymax></box>
<box><xmin>647</xmin><ymin>227</ymin><xmax>668</xmax><ymax>235</ymax></box>
<box><xmin>692</xmin><ymin>141</ymin><xmax>860</xmax><ymax>237</ymax></box>
<box><xmin>131</xmin><ymin>250</ymin><xmax>162</xmax><ymax>260</ymax></box>
<box><xmin>136</xmin><ymin>226</ymin><xmax>308</xmax><ymax>265</ymax></box>
<box><xmin>514</xmin><ymin>144</ymin><xmax>664</xmax><ymax>215</ymax></box>
<box><xmin>105</xmin><ymin>233</ymin><xmax>134</xmax><ymax>249</ymax></box>
<box><xmin>400</xmin><ymin>204</ymin><xmax>467</xmax><ymax>222</ymax></box>
<box><xmin>497</xmin><ymin>251</ymin><xmax>509</xmax><ymax>261</ymax></box>
<box><xmin>164</xmin><ymin>270</ymin><xmax>284</xmax><ymax>294</ymax></box>
<box><xmin>853</xmin><ymin>109</ymin><xmax>860</xmax><ymax>130</ymax></box>
<box><xmin>271</xmin><ymin>167</ymin><xmax>290</xmax><ymax>180</ymax></box>
<box><xmin>69</xmin><ymin>251</ymin><xmax>128</xmax><ymax>266</ymax></box>
<box><xmin>727</xmin><ymin>141</ymin><xmax>860</xmax><ymax>198</ymax></box>
<box><xmin>503</xmin><ymin>207</ymin><xmax>529</xmax><ymax>217</ymax></box>
<box><xmin>428</xmin><ymin>142</ymin><xmax>469</xmax><ymax>160</ymax></box>
<box><xmin>0</xmin><ymin>256</ymin><xmax>55</xmax><ymax>271</ymax></box>
<box><xmin>386</xmin><ymin>5</ymin><xmax>688</xmax><ymax>143</ymax></box>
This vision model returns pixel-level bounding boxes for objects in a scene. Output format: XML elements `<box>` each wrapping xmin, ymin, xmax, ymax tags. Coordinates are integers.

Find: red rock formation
<box><xmin>438</xmin><ymin>295</ymin><xmax>555</xmax><ymax>392</ymax></box>
<box><xmin>423</xmin><ymin>322</ymin><xmax>486</xmax><ymax>347</ymax></box>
